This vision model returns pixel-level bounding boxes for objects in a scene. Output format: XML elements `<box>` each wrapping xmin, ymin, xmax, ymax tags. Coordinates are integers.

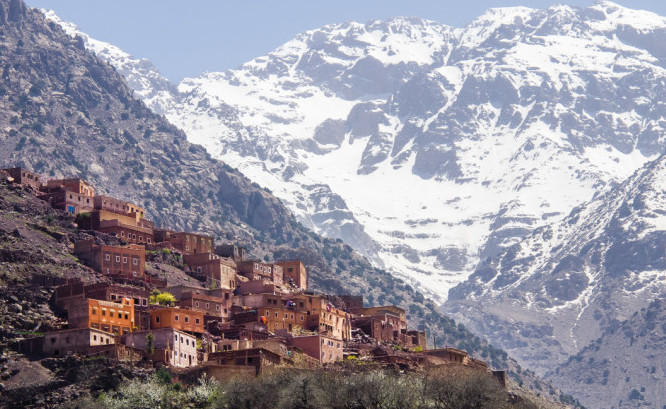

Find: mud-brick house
<box><xmin>39</xmin><ymin>178</ymin><xmax>96</xmax><ymax>215</ymax></box>
<box><xmin>424</xmin><ymin>347</ymin><xmax>470</xmax><ymax>365</ymax></box>
<box><xmin>214</xmin><ymin>244</ymin><xmax>245</xmax><ymax>262</ymax></box>
<box><xmin>154</xmin><ymin>229</ymin><xmax>214</xmax><ymax>255</ymax></box>
<box><xmin>149</xmin><ymin>307</ymin><xmax>205</xmax><ymax>334</ymax></box>
<box><xmin>84</xmin><ymin>282</ymin><xmax>150</xmax><ymax>308</ymax></box>
<box><xmin>2</xmin><ymin>167</ymin><xmax>42</xmax><ymax>190</ymax></box>
<box><xmin>350</xmin><ymin>306</ymin><xmax>408</xmax><ymax>344</ymax></box>
<box><xmin>91</xmin><ymin>209</ymin><xmax>154</xmax><ymax>245</ymax></box>
<box><xmin>207</xmin><ymin>348</ymin><xmax>291</xmax><ymax>375</ymax></box>
<box><xmin>287</xmin><ymin>294</ymin><xmax>352</xmax><ymax>341</ymax></box>
<box><xmin>258</xmin><ymin>306</ymin><xmax>308</xmax><ymax>333</ymax></box>
<box><xmin>125</xmin><ymin>328</ymin><xmax>198</xmax><ymax>368</ymax></box>
<box><xmin>55</xmin><ymin>281</ymin><xmax>150</xmax><ymax>309</ymax></box>
<box><xmin>93</xmin><ymin>195</ymin><xmax>146</xmax><ymax>220</ymax></box>
<box><xmin>66</xmin><ymin>297</ymin><xmax>135</xmax><ymax>335</ymax></box>
<box><xmin>74</xmin><ymin>239</ymin><xmax>145</xmax><ymax>278</ymax></box>
<box><xmin>43</xmin><ymin>178</ymin><xmax>95</xmax><ymax>197</ymax></box>
<box><xmin>182</xmin><ymin>253</ymin><xmax>237</xmax><ymax>289</ymax></box>
<box><xmin>42</xmin><ymin>327</ymin><xmax>116</xmax><ymax>357</ymax></box>
<box><xmin>287</xmin><ymin>334</ymin><xmax>344</xmax><ymax>364</ymax></box>
<box><xmin>177</xmin><ymin>291</ymin><xmax>233</xmax><ymax>321</ymax></box>
<box><xmin>236</xmin><ymin>260</ymin><xmax>277</xmax><ymax>282</ymax></box>
<box><xmin>276</xmin><ymin>260</ymin><xmax>308</xmax><ymax>290</ymax></box>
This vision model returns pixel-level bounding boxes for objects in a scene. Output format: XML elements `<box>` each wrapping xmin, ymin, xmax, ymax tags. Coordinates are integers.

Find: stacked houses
<box><xmin>5</xmin><ymin>167</ymin><xmax>502</xmax><ymax>380</ymax></box>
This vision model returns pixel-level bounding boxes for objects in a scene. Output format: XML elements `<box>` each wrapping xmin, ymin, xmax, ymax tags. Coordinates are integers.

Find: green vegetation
<box><xmin>149</xmin><ymin>290</ymin><xmax>176</xmax><ymax>306</ymax></box>
<box><xmin>64</xmin><ymin>367</ymin><xmax>537</xmax><ymax>409</ymax></box>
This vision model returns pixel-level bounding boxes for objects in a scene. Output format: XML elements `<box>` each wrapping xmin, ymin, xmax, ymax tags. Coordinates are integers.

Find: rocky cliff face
<box><xmin>48</xmin><ymin>2</ymin><xmax>666</xmax><ymax>303</ymax></box>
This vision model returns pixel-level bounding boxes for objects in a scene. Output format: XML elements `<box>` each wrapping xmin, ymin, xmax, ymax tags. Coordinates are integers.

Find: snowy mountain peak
<box><xmin>45</xmin><ymin>3</ymin><xmax>666</xmax><ymax>305</ymax></box>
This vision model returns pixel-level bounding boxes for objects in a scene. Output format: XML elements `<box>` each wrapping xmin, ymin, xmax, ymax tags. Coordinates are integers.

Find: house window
<box><xmin>197</xmin><ymin>267</ymin><xmax>202</xmax><ymax>273</ymax></box>
<box><xmin>174</xmin><ymin>315</ymin><xmax>179</xmax><ymax>321</ymax></box>
<box><xmin>118</xmin><ymin>312</ymin><xmax>122</xmax><ymax>318</ymax></box>
<box><xmin>216</xmin><ymin>305</ymin><xmax>220</xmax><ymax>311</ymax></box>
<box><xmin>133</xmin><ymin>259</ymin><xmax>138</xmax><ymax>265</ymax></box>
<box><xmin>275</xmin><ymin>312</ymin><xmax>278</xmax><ymax>318</ymax></box>
<box><xmin>93</xmin><ymin>335</ymin><xmax>97</xmax><ymax>341</ymax></box>
<box><xmin>121</xmin><ymin>231</ymin><xmax>125</xmax><ymax>237</ymax></box>
<box><xmin>300</xmin><ymin>316</ymin><xmax>304</xmax><ymax>321</ymax></box>
<box><xmin>195</xmin><ymin>301</ymin><xmax>200</xmax><ymax>308</ymax></box>
<box><xmin>139</xmin><ymin>236</ymin><xmax>143</xmax><ymax>243</ymax></box>
<box><xmin>102</xmin><ymin>310</ymin><xmax>106</xmax><ymax>316</ymax></box>
<box><xmin>185</xmin><ymin>317</ymin><xmax>190</xmax><ymax>323</ymax></box>
<box><xmin>205</xmin><ymin>303</ymin><xmax>209</xmax><ymax>309</ymax></box>
<box><xmin>132</xmin><ymin>234</ymin><xmax>136</xmax><ymax>240</ymax></box>
<box><xmin>92</xmin><ymin>308</ymin><xmax>97</xmax><ymax>315</ymax></box>
<box><xmin>195</xmin><ymin>318</ymin><xmax>200</xmax><ymax>324</ymax></box>
<box><xmin>155</xmin><ymin>316</ymin><xmax>160</xmax><ymax>323</ymax></box>
<box><xmin>50</xmin><ymin>337</ymin><xmax>56</xmax><ymax>344</ymax></box>
<box><xmin>115</xmin><ymin>256</ymin><xmax>120</xmax><ymax>263</ymax></box>
<box><xmin>105</xmin><ymin>254</ymin><xmax>110</xmax><ymax>261</ymax></box>
<box><xmin>123</xmin><ymin>257</ymin><xmax>128</xmax><ymax>264</ymax></box>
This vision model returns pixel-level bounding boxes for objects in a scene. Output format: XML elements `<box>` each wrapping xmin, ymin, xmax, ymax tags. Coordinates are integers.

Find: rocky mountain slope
<box><xmin>0</xmin><ymin>0</ymin><xmax>551</xmax><ymax>387</ymax></box>
<box><xmin>46</xmin><ymin>2</ymin><xmax>666</xmax><ymax>301</ymax></box>
<box><xmin>444</xmin><ymin>153</ymin><xmax>666</xmax><ymax>408</ymax></box>
<box><xmin>550</xmin><ymin>299</ymin><xmax>665</xmax><ymax>409</ymax></box>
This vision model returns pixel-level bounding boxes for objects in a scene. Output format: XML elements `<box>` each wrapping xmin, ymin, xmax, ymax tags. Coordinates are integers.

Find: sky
<box><xmin>24</xmin><ymin>0</ymin><xmax>666</xmax><ymax>83</ymax></box>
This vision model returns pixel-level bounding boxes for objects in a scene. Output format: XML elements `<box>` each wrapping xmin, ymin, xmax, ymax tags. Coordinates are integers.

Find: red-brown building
<box><xmin>93</xmin><ymin>195</ymin><xmax>146</xmax><ymax>220</ymax></box>
<box><xmin>2</xmin><ymin>167</ymin><xmax>42</xmax><ymax>190</ymax></box>
<box><xmin>288</xmin><ymin>334</ymin><xmax>343</xmax><ymax>364</ymax></box>
<box><xmin>276</xmin><ymin>260</ymin><xmax>307</xmax><ymax>290</ymax></box>
<box><xmin>154</xmin><ymin>229</ymin><xmax>214</xmax><ymax>255</ymax></box>
<box><xmin>236</xmin><ymin>261</ymin><xmax>276</xmax><ymax>282</ymax></box>
<box><xmin>43</xmin><ymin>178</ymin><xmax>95</xmax><ymax>197</ymax></box>
<box><xmin>214</xmin><ymin>244</ymin><xmax>245</xmax><ymax>262</ymax></box>
<box><xmin>177</xmin><ymin>292</ymin><xmax>232</xmax><ymax>321</ymax></box>
<box><xmin>74</xmin><ymin>239</ymin><xmax>145</xmax><ymax>278</ymax></box>
<box><xmin>91</xmin><ymin>210</ymin><xmax>154</xmax><ymax>245</ymax></box>
<box><xmin>39</xmin><ymin>187</ymin><xmax>95</xmax><ymax>215</ymax></box>
<box><xmin>66</xmin><ymin>297</ymin><xmax>135</xmax><ymax>335</ymax></box>
<box><xmin>149</xmin><ymin>307</ymin><xmax>205</xmax><ymax>334</ymax></box>
<box><xmin>182</xmin><ymin>253</ymin><xmax>237</xmax><ymax>290</ymax></box>
<box><xmin>55</xmin><ymin>281</ymin><xmax>149</xmax><ymax>309</ymax></box>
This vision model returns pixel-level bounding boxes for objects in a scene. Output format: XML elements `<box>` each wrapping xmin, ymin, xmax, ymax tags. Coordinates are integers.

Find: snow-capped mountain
<box><xmin>445</xmin><ymin>153</ymin><xmax>666</xmax><ymax>407</ymax></box>
<box><xmin>45</xmin><ymin>2</ymin><xmax>666</xmax><ymax>303</ymax></box>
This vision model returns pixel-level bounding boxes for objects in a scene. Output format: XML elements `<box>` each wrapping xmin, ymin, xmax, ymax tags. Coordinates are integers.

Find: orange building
<box><xmin>154</xmin><ymin>229</ymin><xmax>214</xmax><ymax>255</ymax></box>
<box><xmin>66</xmin><ymin>297</ymin><xmax>135</xmax><ymax>335</ymax></box>
<box><xmin>150</xmin><ymin>307</ymin><xmax>205</xmax><ymax>334</ymax></box>
<box><xmin>74</xmin><ymin>239</ymin><xmax>145</xmax><ymax>278</ymax></box>
<box><xmin>276</xmin><ymin>260</ymin><xmax>307</xmax><ymax>290</ymax></box>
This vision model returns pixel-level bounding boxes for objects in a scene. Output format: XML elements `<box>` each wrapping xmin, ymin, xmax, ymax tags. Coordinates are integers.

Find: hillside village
<box><xmin>1</xmin><ymin>166</ymin><xmax>505</xmax><ymax>384</ymax></box>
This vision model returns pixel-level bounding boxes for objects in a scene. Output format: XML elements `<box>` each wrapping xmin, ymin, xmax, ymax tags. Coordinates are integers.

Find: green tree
<box><xmin>150</xmin><ymin>290</ymin><xmax>176</xmax><ymax>306</ymax></box>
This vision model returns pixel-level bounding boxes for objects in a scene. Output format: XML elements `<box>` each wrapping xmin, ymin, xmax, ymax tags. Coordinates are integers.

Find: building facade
<box><xmin>149</xmin><ymin>307</ymin><xmax>205</xmax><ymax>334</ymax></box>
<box><xmin>74</xmin><ymin>239</ymin><xmax>145</xmax><ymax>278</ymax></box>
<box><xmin>66</xmin><ymin>298</ymin><xmax>135</xmax><ymax>335</ymax></box>
<box><xmin>276</xmin><ymin>260</ymin><xmax>307</xmax><ymax>290</ymax></box>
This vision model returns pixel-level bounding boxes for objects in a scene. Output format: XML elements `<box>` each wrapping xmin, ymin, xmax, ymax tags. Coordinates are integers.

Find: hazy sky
<box><xmin>24</xmin><ymin>1</ymin><xmax>666</xmax><ymax>83</ymax></box>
